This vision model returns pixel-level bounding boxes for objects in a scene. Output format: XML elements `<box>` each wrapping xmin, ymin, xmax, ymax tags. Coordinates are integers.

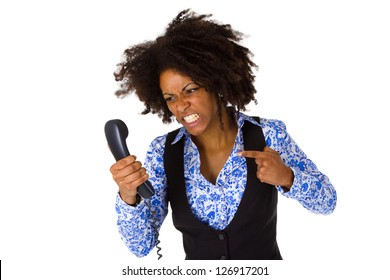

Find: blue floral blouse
<box><xmin>115</xmin><ymin>112</ymin><xmax>337</xmax><ymax>257</ymax></box>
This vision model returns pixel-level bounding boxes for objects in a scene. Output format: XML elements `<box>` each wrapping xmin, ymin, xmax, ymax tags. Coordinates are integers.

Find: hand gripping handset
<box><xmin>104</xmin><ymin>119</ymin><xmax>155</xmax><ymax>199</ymax></box>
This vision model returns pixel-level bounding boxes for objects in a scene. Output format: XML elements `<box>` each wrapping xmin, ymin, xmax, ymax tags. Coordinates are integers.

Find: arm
<box><xmin>239</xmin><ymin>119</ymin><xmax>337</xmax><ymax>215</ymax></box>
<box><xmin>271</xmin><ymin>120</ymin><xmax>337</xmax><ymax>215</ymax></box>
<box><xmin>114</xmin><ymin>135</ymin><xmax>168</xmax><ymax>257</ymax></box>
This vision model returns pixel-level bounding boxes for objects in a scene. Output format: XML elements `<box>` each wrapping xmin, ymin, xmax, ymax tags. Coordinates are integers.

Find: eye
<box><xmin>185</xmin><ymin>86</ymin><xmax>201</xmax><ymax>95</ymax></box>
<box><xmin>163</xmin><ymin>94</ymin><xmax>176</xmax><ymax>102</ymax></box>
<box><xmin>164</xmin><ymin>96</ymin><xmax>175</xmax><ymax>102</ymax></box>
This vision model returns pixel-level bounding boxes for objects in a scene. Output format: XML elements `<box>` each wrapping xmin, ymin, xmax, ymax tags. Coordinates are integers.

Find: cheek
<box><xmin>166</xmin><ymin>102</ymin><xmax>174</xmax><ymax>113</ymax></box>
<box><xmin>166</xmin><ymin>103</ymin><xmax>178</xmax><ymax>118</ymax></box>
<box><xmin>204</xmin><ymin>95</ymin><xmax>218</xmax><ymax>112</ymax></box>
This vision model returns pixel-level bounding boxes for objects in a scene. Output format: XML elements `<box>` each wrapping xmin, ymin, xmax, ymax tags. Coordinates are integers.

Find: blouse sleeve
<box><xmin>115</xmin><ymin>135</ymin><xmax>169</xmax><ymax>257</ymax></box>
<box><xmin>264</xmin><ymin>119</ymin><xmax>337</xmax><ymax>215</ymax></box>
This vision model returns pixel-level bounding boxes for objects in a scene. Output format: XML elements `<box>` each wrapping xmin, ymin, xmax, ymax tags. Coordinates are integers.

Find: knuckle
<box><xmin>112</xmin><ymin>171</ymin><xmax>123</xmax><ymax>182</ymax></box>
<box><xmin>131</xmin><ymin>161</ymin><xmax>142</xmax><ymax>171</ymax></box>
<box><xmin>117</xmin><ymin>158</ymin><xmax>128</xmax><ymax>167</ymax></box>
<box><xmin>120</xmin><ymin>155</ymin><xmax>136</xmax><ymax>165</ymax></box>
<box><xmin>110</xmin><ymin>161</ymin><xmax>121</xmax><ymax>172</ymax></box>
<box><xmin>138</xmin><ymin>167</ymin><xmax>147</xmax><ymax>177</ymax></box>
<box><xmin>117</xmin><ymin>180</ymin><xmax>127</xmax><ymax>188</ymax></box>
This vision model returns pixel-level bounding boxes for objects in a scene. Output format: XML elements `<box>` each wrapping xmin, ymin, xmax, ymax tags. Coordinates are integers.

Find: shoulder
<box><xmin>258</xmin><ymin>118</ymin><xmax>287</xmax><ymax>132</ymax></box>
<box><xmin>150</xmin><ymin>134</ymin><xmax>167</xmax><ymax>147</ymax></box>
<box><xmin>147</xmin><ymin>134</ymin><xmax>167</xmax><ymax>158</ymax></box>
<box><xmin>239</xmin><ymin>112</ymin><xmax>286</xmax><ymax>131</ymax></box>
<box><xmin>257</xmin><ymin>117</ymin><xmax>289</xmax><ymax>149</ymax></box>
<box><xmin>147</xmin><ymin>126</ymin><xmax>184</xmax><ymax>154</ymax></box>
<box><xmin>238</xmin><ymin>112</ymin><xmax>288</xmax><ymax>140</ymax></box>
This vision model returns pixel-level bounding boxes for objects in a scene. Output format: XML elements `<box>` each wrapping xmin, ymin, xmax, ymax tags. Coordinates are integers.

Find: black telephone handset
<box><xmin>104</xmin><ymin>119</ymin><xmax>155</xmax><ymax>199</ymax></box>
<box><xmin>105</xmin><ymin>119</ymin><xmax>161</xmax><ymax>259</ymax></box>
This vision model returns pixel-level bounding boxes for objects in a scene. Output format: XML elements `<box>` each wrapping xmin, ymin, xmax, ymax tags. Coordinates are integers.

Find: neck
<box><xmin>192</xmin><ymin>108</ymin><xmax>237</xmax><ymax>150</ymax></box>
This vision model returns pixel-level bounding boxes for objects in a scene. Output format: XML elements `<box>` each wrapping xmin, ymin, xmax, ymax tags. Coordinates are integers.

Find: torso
<box><xmin>192</xmin><ymin>109</ymin><xmax>238</xmax><ymax>185</ymax></box>
<box><xmin>196</xmin><ymin>123</ymin><xmax>238</xmax><ymax>185</ymax></box>
<box><xmin>198</xmin><ymin>145</ymin><xmax>234</xmax><ymax>185</ymax></box>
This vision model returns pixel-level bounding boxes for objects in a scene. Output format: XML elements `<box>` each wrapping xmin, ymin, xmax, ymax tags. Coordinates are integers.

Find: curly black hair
<box><xmin>114</xmin><ymin>9</ymin><xmax>258</xmax><ymax>124</ymax></box>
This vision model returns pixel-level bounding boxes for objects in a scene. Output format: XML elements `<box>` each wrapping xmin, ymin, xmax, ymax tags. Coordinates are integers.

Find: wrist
<box><xmin>281</xmin><ymin>167</ymin><xmax>294</xmax><ymax>190</ymax></box>
<box><xmin>120</xmin><ymin>192</ymin><xmax>140</xmax><ymax>206</ymax></box>
<box><xmin>127</xmin><ymin>194</ymin><xmax>142</xmax><ymax>206</ymax></box>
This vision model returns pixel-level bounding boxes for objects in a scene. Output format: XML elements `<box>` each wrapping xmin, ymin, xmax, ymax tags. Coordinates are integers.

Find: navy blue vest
<box><xmin>164</xmin><ymin>119</ymin><xmax>282</xmax><ymax>260</ymax></box>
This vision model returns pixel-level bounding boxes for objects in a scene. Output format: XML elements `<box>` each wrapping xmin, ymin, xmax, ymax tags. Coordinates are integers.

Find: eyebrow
<box><xmin>163</xmin><ymin>82</ymin><xmax>197</xmax><ymax>96</ymax></box>
<box><xmin>181</xmin><ymin>82</ymin><xmax>197</xmax><ymax>91</ymax></box>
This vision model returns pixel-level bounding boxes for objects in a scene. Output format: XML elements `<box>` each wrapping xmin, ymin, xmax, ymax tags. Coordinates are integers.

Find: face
<box><xmin>160</xmin><ymin>69</ymin><xmax>219</xmax><ymax>136</ymax></box>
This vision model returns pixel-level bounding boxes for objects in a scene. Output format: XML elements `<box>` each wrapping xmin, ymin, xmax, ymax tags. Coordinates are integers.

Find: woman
<box><xmin>110</xmin><ymin>9</ymin><xmax>337</xmax><ymax>260</ymax></box>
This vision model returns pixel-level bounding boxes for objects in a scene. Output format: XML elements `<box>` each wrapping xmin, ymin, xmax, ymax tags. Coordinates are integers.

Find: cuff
<box><xmin>115</xmin><ymin>192</ymin><xmax>145</xmax><ymax>215</ymax></box>
<box><xmin>276</xmin><ymin>167</ymin><xmax>301</xmax><ymax>198</ymax></box>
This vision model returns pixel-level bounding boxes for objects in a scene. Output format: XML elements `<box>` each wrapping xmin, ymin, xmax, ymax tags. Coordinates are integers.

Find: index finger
<box><xmin>237</xmin><ymin>150</ymin><xmax>264</xmax><ymax>159</ymax></box>
<box><xmin>110</xmin><ymin>155</ymin><xmax>137</xmax><ymax>171</ymax></box>
<box><xmin>263</xmin><ymin>147</ymin><xmax>279</xmax><ymax>155</ymax></box>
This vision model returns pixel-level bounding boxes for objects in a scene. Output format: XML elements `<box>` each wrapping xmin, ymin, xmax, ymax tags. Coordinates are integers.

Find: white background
<box><xmin>1</xmin><ymin>0</ymin><xmax>389</xmax><ymax>279</ymax></box>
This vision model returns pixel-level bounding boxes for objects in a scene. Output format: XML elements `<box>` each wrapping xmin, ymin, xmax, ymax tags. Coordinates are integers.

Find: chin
<box><xmin>186</xmin><ymin>128</ymin><xmax>201</xmax><ymax>137</ymax></box>
<box><xmin>184</xmin><ymin>125</ymin><xmax>204</xmax><ymax>137</ymax></box>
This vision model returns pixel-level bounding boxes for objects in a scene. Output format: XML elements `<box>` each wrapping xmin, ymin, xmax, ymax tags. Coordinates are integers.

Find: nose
<box><xmin>176</xmin><ymin>95</ymin><xmax>190</xmax><ymax>112</ymax></box>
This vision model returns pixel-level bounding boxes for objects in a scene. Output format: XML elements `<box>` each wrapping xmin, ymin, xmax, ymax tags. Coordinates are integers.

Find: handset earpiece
<box><xmin>105</xmin><ymin>119</ymin><xmax>155</xmax><ymax>199</ymax></box>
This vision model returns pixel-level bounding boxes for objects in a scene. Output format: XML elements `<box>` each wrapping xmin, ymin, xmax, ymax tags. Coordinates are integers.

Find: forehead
<box><xmin>159</xmin><ymin>69</ymin><xmax>192</xmax><ymax>90</ymax></box>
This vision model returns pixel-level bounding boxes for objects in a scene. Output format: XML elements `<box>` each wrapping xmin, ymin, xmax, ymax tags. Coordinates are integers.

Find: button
<box><xmin>220</xmin><ymin>255</ymin><xmax>227</xmax><ymax>260</ymax></box>
<box><xmin>218</xmin><ymin>233</ymin><xmax>225</xmax><ymax>240</ymax></box>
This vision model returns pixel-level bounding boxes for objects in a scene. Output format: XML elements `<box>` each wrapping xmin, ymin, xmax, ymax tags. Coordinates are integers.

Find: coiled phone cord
<box><xmin>144</xmin><ymin>199</ymin><xmax>162</xmax><ymax>260</ymax></box>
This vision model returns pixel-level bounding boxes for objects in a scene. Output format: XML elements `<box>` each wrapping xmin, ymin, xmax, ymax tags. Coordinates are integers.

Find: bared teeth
<box><xmin>183</xmin><ymin>114</ymin><xmax>200</xmax><ymax>123</ymax></box>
